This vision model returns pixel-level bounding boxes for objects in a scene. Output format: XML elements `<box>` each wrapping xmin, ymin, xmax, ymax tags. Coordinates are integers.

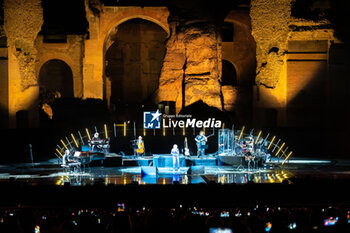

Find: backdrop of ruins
<box><xmin>0</xmin><ymin>0</ymin><xmax>349</xmax><ymax>131</ymax></box>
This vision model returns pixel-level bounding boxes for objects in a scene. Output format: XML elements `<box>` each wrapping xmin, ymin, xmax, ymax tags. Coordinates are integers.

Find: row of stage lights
<box><xmin>55</xmin><ymin>123</ymin><xmax>293</xmax><ymax>165</ymax></box>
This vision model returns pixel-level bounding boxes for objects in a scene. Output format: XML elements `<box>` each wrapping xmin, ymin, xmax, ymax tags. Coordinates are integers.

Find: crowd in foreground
<box><xmin>1</xmin><ymin>204</ymin><xmax>350</xmax><ymax>233</ymax></box>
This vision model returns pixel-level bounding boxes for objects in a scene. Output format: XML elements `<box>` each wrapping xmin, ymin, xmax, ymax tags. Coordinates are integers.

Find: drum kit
<box><xmin>218</xmin><ymin>129</ymin><xmax>255</xmax><ymax>156</ymax></box>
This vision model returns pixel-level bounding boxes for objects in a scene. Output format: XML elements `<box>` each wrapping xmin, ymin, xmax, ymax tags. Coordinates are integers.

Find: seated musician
<box><xmin>136</xmin><ymin>136</ymin><xmax>145</xmax><ymax>156</ymax></box>
<box><xmin>62</xmin><ymin>149</ymin><xmax>70</xmax><ymax>166</ymax></box>
<box><xmin>90</xmin><ymin>132</ymin><xmax>101</xmax><ymax>152</ymax></box>
<box><xmin>245</xmin><ymin>148</ymin><xmax>256</xmax><ymax>170</ymax></box>
<box><xmin>92</xmin><ymin>132</ymin><xmax>100</xmax><ymax>140</ymax></box>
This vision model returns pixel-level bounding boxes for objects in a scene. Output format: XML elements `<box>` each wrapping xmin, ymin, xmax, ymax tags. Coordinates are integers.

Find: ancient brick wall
<box><xmin>4</xmin><ymin>0</ymin><xmax>43</xmax><ymax>127</ymax></box>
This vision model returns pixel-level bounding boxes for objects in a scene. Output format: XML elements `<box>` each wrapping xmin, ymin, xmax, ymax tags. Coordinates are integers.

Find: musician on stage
<box><xmin>136</xmin><ymin>136</ymin><xmax>145</xmax><ymax>156</ymax></box>
<box><xmin>92</xmin><ymin>132</ymin><xmax>100</xmax><ymax>140</ymax></box>
<box><xmin>62</xmin><ymin>149</ymin><xmax>70</xmax><ymax>166</ymax></box>
<box><xmin>171</xmin><ymin>144</ymin><xmax>180</xmax><ymax>171</ymax></box>
<box><xmin>246</xmin><ymin>148</ymin><xmax>256</xmax><ymax>170</ymax></box>
<box><xmin>90</xmin><ymin>132</ymin><xmax>101</xmax><ymax>151</ymax></box>
<box><xmin>247</xmin><ymin>135</ymin><xmax>254</xmax><ymax>152</ymax></box>
<box><xmin>195</xmin><ymin>130</ymin><xmax>207</xmax><ymax>157</ymax></box>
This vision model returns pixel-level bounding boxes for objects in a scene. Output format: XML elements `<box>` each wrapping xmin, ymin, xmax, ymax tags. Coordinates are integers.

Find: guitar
<box><xmin>184</xmin><ymin>137</ymin><xmax>190</xmax><ymax>156</ymax></box>
<box><xmin>196</xmin><ymin>133</ymin><xmax>214</xmax><ymax>149</ymax></box>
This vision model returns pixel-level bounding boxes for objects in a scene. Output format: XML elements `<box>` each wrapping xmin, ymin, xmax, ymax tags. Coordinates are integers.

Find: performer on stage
<box><xmin>247</xmin><ymin>136</ymin><xmax>254</xmax><ymax>152</ymax></box>
<box><xmin>92</xmin><ymin>132</ymin><xmax>100</xmax><ymax>140</ymax></box>
<box><xmin>246</xmin><ymin>148</ymin><xmax>256</xmax><ymax>170</ymax></box>
<box><xmin>136</xmin><ymin>136</ymin><xmax>145</xmax><ymax>156</ymax></box>
<box><xmin>171</xmin><ymin>144</ymin><xmax>180</xmax><ymax>171</ymax></box>
<box><xmin>62</xmin><ymin>149</ymin><xmax>70</xmax><ymax>166</ymax></box>
<box><xmin>195</xmin><ymin>131</ymin><xmax>207</xmax><ymax>157</ymax></box>
<box><xmin>90</xmin><ymin>132</ymin><xmax>100</xmax><ymax>151</ymax></box>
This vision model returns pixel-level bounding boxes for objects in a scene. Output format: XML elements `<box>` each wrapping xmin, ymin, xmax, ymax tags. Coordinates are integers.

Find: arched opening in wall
<box><xmin>39</xmin><ymin>59</ymin><xmax>74</xmax><ymax>101</ymax></box>
<box><xmin>104</xmin><ymin>18</ymin><xmax>167</xmax><ymax>112</ymax></box>
<box><xmin>221</xmin><ymin>60</ymin><xmax>237</xmax><ymax>86</ymax></box>
<box><xmin>222</xmin><ymin>22</ymin><xmax>234</xmax><ymax>42</ymax></box>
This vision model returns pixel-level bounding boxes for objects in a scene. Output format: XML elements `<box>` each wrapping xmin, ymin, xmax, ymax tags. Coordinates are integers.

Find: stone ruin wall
<box><xmin>35</xmin><ymin>35</ymin><xmax>85</xmax><ymax>99</ymax></box>
<box><xmin>250</xmin><ymin>0</ymin><xmax>336</xmax><ymax>126</ymax></box>
<box><xmin>1</xmin><ymin>0</ymin><xmax>339</xmax><ymax>127</ymax></box>
<box><xmin>156</xmin><ymin>21</ymin><xmax>222</xmax><ymax>112</ymax></box>
<box><xmin>4</xmin><ymin>0</ymin><xmax>43</xmax><ymax>127</ymax></box>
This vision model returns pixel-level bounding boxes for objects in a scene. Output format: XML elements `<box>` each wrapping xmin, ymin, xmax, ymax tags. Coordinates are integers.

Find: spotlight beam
<box><xmin>282</xmin><ymin>151</ymin><xmax>293</xmax><ymax>165</ymax></box>
<box><xmin>238</xmin><ymin>126</ymin><xmax>245</xmax><ymax>140</ymax></box>
<box><xmin>71</xmin><ymin>133</ymin><xmax>79</xmax><ymax>148</ymax></box>
<box><xmin>272</xmin><ymin>139</ymin><xmax>281</xmax><ymax>152</ymax></box>
<box><xmin>60</xmin><ymin>139</ymin><xmax>68</xmax><ymax>150</ymax></box>
<box><xmin>255</xmin><ymin>130</ymin><xmax>262</xmax><ymax>144</ymax></box>
<box><xmin>267</xmin><ymin>136</ymin><xmax>275</xmax><ymax>150</ymax></box>
<box><xmin>85</xmin><ymin>128</ymin><xmax>91</xmax><ymax>140</ymax></box>
<box><xmin>78</xmin><ymin>131</ymin><xmax>84</xmax><ymax>145</ymax></box>
<box><xmin>275</xmin><ymin>142</ymin><xmax>285</xmax><ymax>157</ymax></box>
<box><xmin>104</xmin><ymin>124</ymin><xmax>108</xmax><ymax>139</ymax></box>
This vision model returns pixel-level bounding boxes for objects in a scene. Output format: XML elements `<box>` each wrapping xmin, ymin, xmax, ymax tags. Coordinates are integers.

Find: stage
<box><xmin>0</xmin><ymin>153</ymin><xmax>348</xmax><ymax>186</ymax></box>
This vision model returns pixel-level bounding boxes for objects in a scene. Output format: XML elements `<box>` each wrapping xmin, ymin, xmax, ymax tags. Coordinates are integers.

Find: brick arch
<box><xmin>103</xmin><ymin>15</ymin><xmax>170</xmax><ymax>46</ymax></box>
<box><xmin>222</xmin><ymin>19</ymin><xmax>256</xmax><ymax>86</ymax></box>
<box><xmin>37</xmin><ymin>56</ymin><xmax>74</xmax><ymax>78</ymax></box>
<box><xmin>38</xmin><ymin>59</ymin><xmax>74</xmax><ymax>98</ymax></box>
<box><xmin>102</xmin><ymin>15</ymin><xmax>170</xmax><ymax>55</ymax></box>
<box><xmin>83</xmin><ymin>7</ymin><xmax>170</xmax><ymax>100</ymax></box>
<box><xmin>36</xmin><ymin>55</ymin><xmax>82</xmax><ymax>98</ymax></box>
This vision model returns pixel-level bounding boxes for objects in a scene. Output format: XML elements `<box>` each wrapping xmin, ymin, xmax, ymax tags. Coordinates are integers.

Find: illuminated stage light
<box><xmin>85</xmin><ymin>128</ymin><xmax>91</xmax><ymax>140</ymax></box>
<box><xmin>275</xmin><ymin>142</ymin><xmax>285</xmax><ymax>156</ymax></box>
<box><xmin>143</xmin><ymin>128</ymin><xmax>146</xmax><ymax>136</ymax></box>
<box><xmin>56</xmin><ymin>148</ymin><xmax>63</xmax><ymax>157</ymax></box>
<box><xmin>272</xmin><ymin>139</ymin><xmax>281</xmax><ymax>152</ymax></box>
<box><xmin>182</xmin><ymin>125</ymin><xmax>185</xmax><ymax>136</ymax></box>
<box><xmin>238</xmin><ymin>126</ymin><xmax>245</xmax><ymax>140</ymax></box>
<box><xmin>255</xmin><ymin>131</ymin><xmax>262</xmax><ymax>144</ymax></box>
<box><xmin>267</xmin><ymin>136</ymin><xmax>275</xmax><ymax>150</ymax></box>
<box><xmin>124</xmin><ymin>122</ymin><xmax>126</xmax><ymax>136</ymax></box>
<box><xmin>71</xmin><ymin>133</ymin><xmax>79</xmax><ymax>148</ymax></box>
<box><xmin>60</xmin><ymin>139</ymin><xmax>69</xmax><ymax>150</ymax></box>
<box><xmin>66</xmin><ymin>137</ymin><xmax>73</xmax><ymax>149</ymax></box>
<box><xmin>78</xmin><ymin>131</ymin><xmax>84</xmax><ymax>145</ymax></box>
<box><xmin>163</xmin><ymin>126</ymin><xmax>166</xmax><ymax>136</ymax></box>
<box><xmin>104</xmin><ymin>124</ymin><xmax>108</xmax><ymax>139</ymax></box>
<box><xmin>282</xmin><ymin>151</ymin><xmax>293</xmax><ymax>165</ymax></box>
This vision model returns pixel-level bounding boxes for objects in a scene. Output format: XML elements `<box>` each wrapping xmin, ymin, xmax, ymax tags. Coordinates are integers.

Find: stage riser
<box><xmin>153</xmin><ymin>156</ymin><xmax>186</xmax><ymax>168</ymax></box>
<box><xmin>188</xmin><ymin>166</ymin><xmax>205</xmax><ymax>175</ymax></box>
<box><xmin>122</xmin><ymin>159</ymin><xmax>153</xmax><ymax>167</ymax></box>
<box><xmin>187</xmin><ymin>159</ymin><xmax>217</xmax><ymax>166</ymax></box>
<box><xmin>217</xmin><ymin>156</ymin><xmax>265</xmax><ymax>167</ymax></box>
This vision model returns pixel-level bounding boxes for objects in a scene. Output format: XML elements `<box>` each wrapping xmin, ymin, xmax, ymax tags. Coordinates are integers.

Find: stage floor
<box><xmin>1</xmin><ymin>156</ymin><xmax>350</xmax><ymax>186</ymax></box>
